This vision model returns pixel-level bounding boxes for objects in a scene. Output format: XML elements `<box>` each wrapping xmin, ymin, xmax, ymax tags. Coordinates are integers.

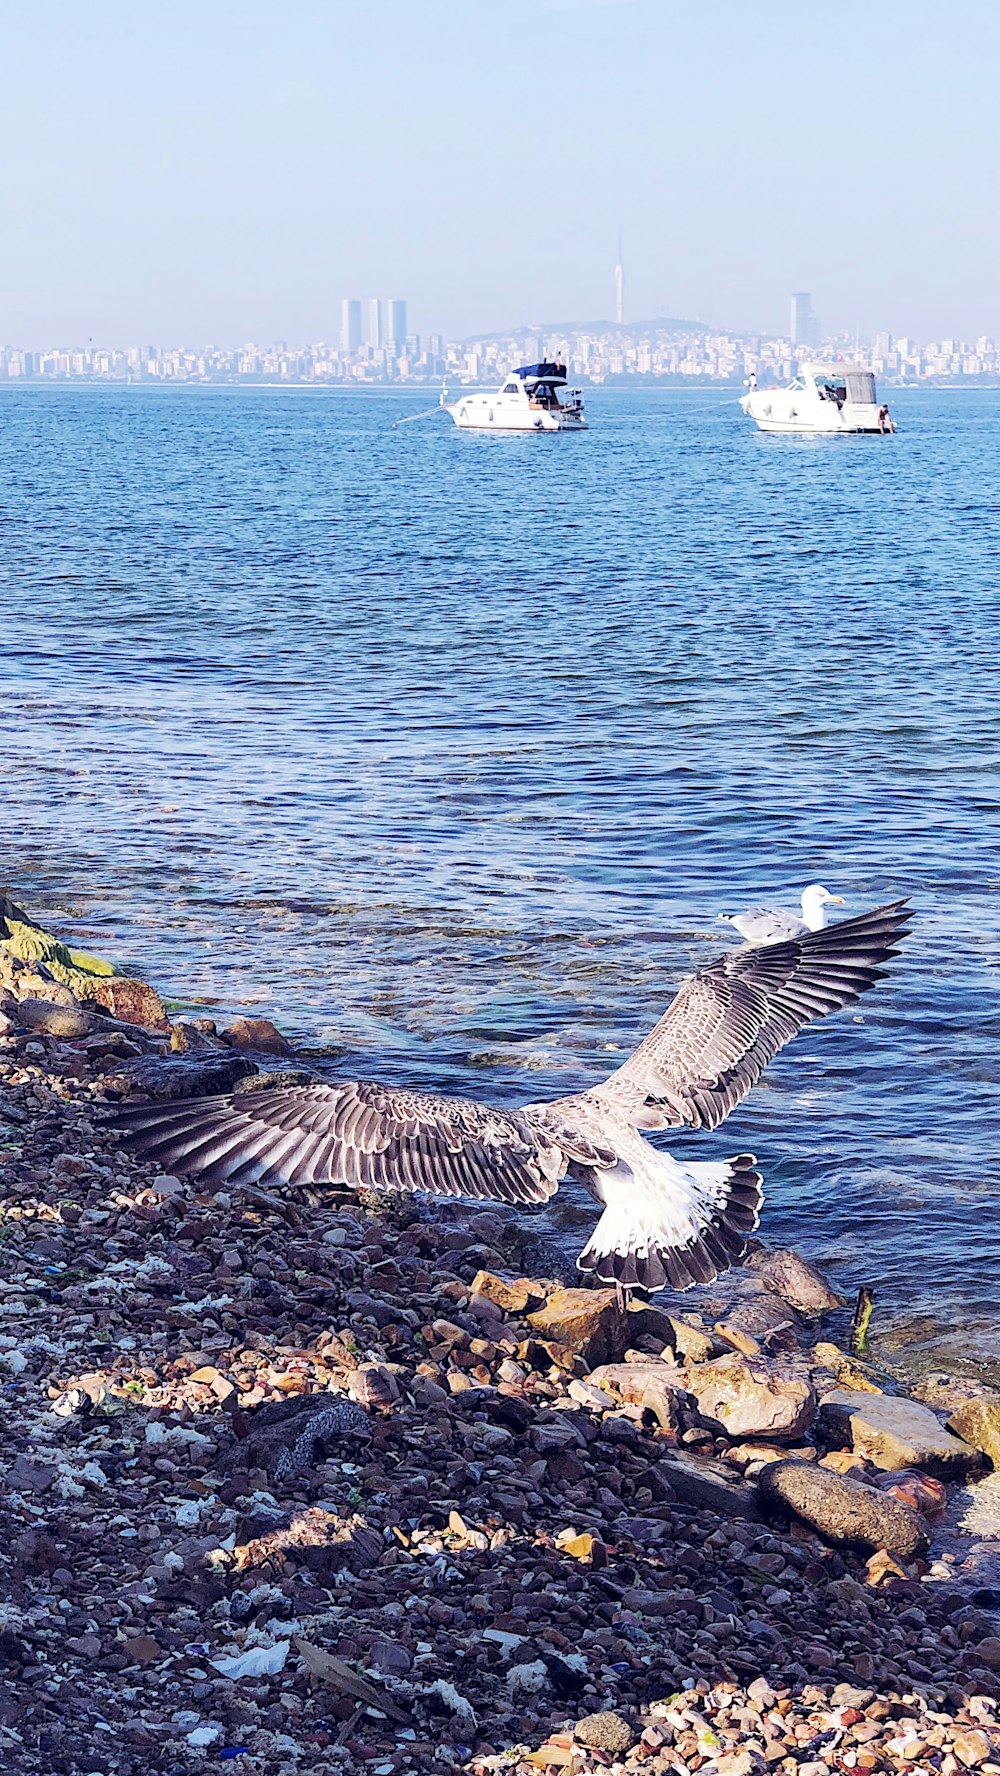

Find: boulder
<box><xmin>13</xmin><ymin>997</ymin><xmax>101</xmax><ymax>1039</ymax></box>
<box><xmin>526</xmin><ymin>1287</ymin><xmax>628</xmax><ymax>1366</ymax></box>
<box><xmin>759</xmin><ymin>1458</ymin><xmax>929</xmax><ymax>1558</ymax></box>
<box><xmin>682</xmin><ymin>1354</ymin><xmax>816</xmax><ymax>1442</ymax></box>
<box><xmin>222</xmin><ymin>1016</ymin><xmax>293</xmax><ymax>1056</ymax></box>
<box><xmin>625</xmin><ymin>1300</ymin><xmax>682</xmax><ymax>1349</ymax></box>
<box><xmin>80</xmin><ymin>974</ymin><xmax>169</xmax><ymax>1031</ymax></box>
<box><xmin>657</xmin><ymin>1448</ymin><xmax>761</xmax><ymax>1520</ymax></box>
<box><xmin>0</xmin><ymin>897</ymin><xmax>168</xmax><ymax>1031</ymax></box>
<box><xmin>818</xmin><ymin>1389</ymin><xmax>983</xmax><ymax>1479</ymax></box>
<box><xmin>748</xmin><ymin>1246</ymin><xmax>840</xmax><ymax>1314</ymax></box>
<box><xmin>111</xmin><ymin>1052</ymin><xmax>257</xmax><ymax>1101</ymax></box>
<box><xmin>948</xmin><ymin>1395</ymin><xmax>1000</xmax><ymax>1470</ymax></box>
<box><xmin>723</xmin><ymin>1294</ymin><xmax>804</xmax><ymax>1341</ymax></box>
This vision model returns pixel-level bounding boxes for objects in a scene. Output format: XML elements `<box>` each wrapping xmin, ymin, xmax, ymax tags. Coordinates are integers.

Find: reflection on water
<box><xmin>2</xmin><ymin>385</ymin><xmax>999</xmax><ymax>1380</ymax></box>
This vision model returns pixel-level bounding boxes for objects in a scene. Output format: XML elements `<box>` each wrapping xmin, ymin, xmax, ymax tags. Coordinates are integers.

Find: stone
<box><xmin>12</xmin><ymin>997</ymin><xmax>100</xmax><ymax>1039</ymax></box>
<box><xmin>112</xmin><ymin>1051</ymin><xmax>258</xmax><ymax>1101</ymax></box>
<box><xmin>0</xmin><ymin>896</ymin><xmax>169</xmax><ymax>1029</ymax></box>
<box><xmin>526</xmin><ymin>1287</ymin><xmax>628</xmax><ymax>1365</ymax></box>
<box><xmin>81</xmin><ymin>975</ymin><xmax>170</xmax><ymax>1030</ymax></box>
<box><xmin>748</xmin><ymin>1246</ymin><xmax>840</xmax><ymax>1313</ymax></box>
<box><xmin>588</xmin><ymin>1359</ymin><xmax>685</xmax><ymax>1411</ymax></box>
<box><xmin>573</xmin><ymin>1711</ymin><xmax>637</xmax><ymax>1755</ymax></box>
<box><xmin>714</xmin><ymin>1320</ymin><xmax>762</xmax><ymax>1357</ymax></box>
<box><xmin>682</xmin><ymin>1354</ymin><xmax>815</xmax><ymax>1442</ymax></box>
<box><xmin>948</xmin><ymin>1395</ymin><xmax>1000</xmax><ymax>1469</ymax></box>
<box><xmin>667</xmin><ymin>1316</ymin><xmax>715</xmax><ymax>1362</ymax></box>
<box><xmin>759</xmin><ymin>1459</ymin><xmax>929</xmax><ymax>1558</ymax></box>
<box><xmin>222</xmin><ymin>1016</ymin><xmax>293</xmax><ymax>1056</ymax></box>
<box><xmin>952</xmin><ymin>1730</ymin><xmax>991</xmax><ymax>1768</ymax></box>
<box><xmin>625</xmin><ymin>1299</ymin><xmax>680</xmax><ymax>1348</ymax></box>
<box><xmin>975</xmin><ymin>1636</ymin><xmax>1000</xmax><ymax>1671</ymax></box>
<box><xmin>818</xmin><ymin>1389</ymin><xmax>983</xmax><ymax>1478</ymax></box>
<box><xmin>471</xmin><ymin>1270</ymin><xmax>545</xmax><ymax>1314</ymax></box>
<box><xmin>658</xmin><ymin>1448</ymin><xmax>761</xmax><ymax>1519</ymax></box>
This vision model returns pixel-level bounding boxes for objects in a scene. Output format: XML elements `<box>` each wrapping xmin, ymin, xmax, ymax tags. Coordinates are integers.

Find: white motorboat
<box><xmin>740</xmin><ymin>362</ymin><xmax>894</xmax><ymax>434</ymax></box>
<box><xmin>445</xmin><ymin>361</ymin><xmax>586</xmax><ymax>431</ymax></box>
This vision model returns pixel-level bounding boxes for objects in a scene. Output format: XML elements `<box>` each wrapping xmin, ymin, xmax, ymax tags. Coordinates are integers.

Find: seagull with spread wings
<box><xmin>110</xmin><ymin>901</ymin><xmax>909</xmax><ymax>1295</ymax></box>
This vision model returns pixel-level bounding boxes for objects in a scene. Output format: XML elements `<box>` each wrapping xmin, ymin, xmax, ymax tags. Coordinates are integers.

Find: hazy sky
<box><xmin>3</xmin><ymin>0</ymin><xmax>998</xmax><ymax>346</ymax></box>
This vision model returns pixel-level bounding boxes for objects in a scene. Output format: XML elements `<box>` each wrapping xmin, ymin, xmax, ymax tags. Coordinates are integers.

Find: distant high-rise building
<box><xmin>386</xmin><ymin>299</ymin><xmax>407</xmax><ymax>356</ymax></box>
<box><xmin>340</xmin><ymin>298</ymin><xmax>362</xmax><ymax>354</ymax></box>
<box><xmin>614</xmin><ymin>233</ymin><xmax>625</xmax><ymax>326</ymax></box>
<box><xmin>367</xmin><ymin>298</ymin><xmax>383</xmax><ymax>349</ymax></box>
<box><xmin>790</xmin><ymin>291</ymin><xmax>820</xmax><ymax>348</ymax></box>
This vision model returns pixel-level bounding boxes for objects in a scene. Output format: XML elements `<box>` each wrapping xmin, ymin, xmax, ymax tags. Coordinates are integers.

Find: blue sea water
<box><xmin>2</xmin><ymin>384</ymin><xmax>999</xmax><ymax>1380</ymax></box>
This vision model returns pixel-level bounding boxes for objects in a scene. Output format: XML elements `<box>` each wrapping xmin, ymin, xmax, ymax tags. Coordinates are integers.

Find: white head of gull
<box><xmin>718</xmin><ymin>884</ymin><xmax>846</xmax><ymax>946</ymax></box>
<box><xmin>110</xmin><ymin>901</ymin><xmax>908</xmax><ymax>1298</ymax></box>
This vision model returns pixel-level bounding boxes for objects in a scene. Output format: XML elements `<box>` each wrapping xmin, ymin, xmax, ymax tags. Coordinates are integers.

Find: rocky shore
<box><xmin>2</xmin><ymin>901</ymin><xmax>1000</xmax><ymax>1776</ymax></box>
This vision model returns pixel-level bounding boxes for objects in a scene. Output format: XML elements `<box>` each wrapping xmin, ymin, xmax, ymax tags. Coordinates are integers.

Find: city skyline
<box><xmin>3</xmin><ymin>3</ymin><xmax>1000</xmax><ymax>346</ymax></box>
<box><xmin>5</xmin><ymin>303</ymin><xmax>1000</xmax><ymax>389</ymax></box>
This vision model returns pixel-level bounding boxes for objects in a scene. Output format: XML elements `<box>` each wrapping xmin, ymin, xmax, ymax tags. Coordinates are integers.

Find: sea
<box><xmin>2</xmin><ymin>383</ymin><xmax>999</xmax><ymax>1385</ymax></box>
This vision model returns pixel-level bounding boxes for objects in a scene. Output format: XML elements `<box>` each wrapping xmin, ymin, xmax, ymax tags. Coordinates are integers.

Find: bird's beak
<box><xmin>831</xmin><ymin>896</ymin><xmax>845</xmax><ymax>904</ymax></box>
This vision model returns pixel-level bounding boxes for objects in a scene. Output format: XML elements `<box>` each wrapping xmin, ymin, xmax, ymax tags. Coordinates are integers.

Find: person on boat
<box><xmin>878</xmin><ymin>404</ymin><xmax>894</xmax><ymax>434</ymax></box>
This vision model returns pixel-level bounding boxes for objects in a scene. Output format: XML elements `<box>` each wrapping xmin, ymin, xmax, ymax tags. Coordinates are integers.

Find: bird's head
<box><xmin>802</xmin><ymin>884</ymin><xmax>845</xmax><ymax>912</ymax></box>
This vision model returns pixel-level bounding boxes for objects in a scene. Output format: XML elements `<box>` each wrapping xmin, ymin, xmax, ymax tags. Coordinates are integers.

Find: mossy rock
<box><xmin>0</xmin><ymin>896</ymin><xmax>168</xmax><ymax>1031</ymax></box>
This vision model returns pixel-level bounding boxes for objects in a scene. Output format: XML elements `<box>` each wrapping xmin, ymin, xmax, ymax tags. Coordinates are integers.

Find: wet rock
<box><xmin>0</xmin><ymin>896</ymin><xmax>168</xmax><ymax>1029</ymax></box>
<box><xmin>80</xmin><ymin>974</ymin><xmax>170</xmax><ymax>1031</ymax></box>
<box><xmin>625</xmin><ymin>1300</ymin><xmax>681</xmax><ymax>1348</ymax></box>
<box><xmin>748</xmin><ymin>1245</ymin><xmax>840</xmax><ymax>1314</ymax></box>
<box><xmin>234</xmin><ymin>1067</ymin><xmax>322</xmax><ymax>1092</ymax></box>
<box><xmin>948</xmin><ymin>1395</ymin><xmax>1000</xmax><ymax>1469</ymax></box>
<box><xmin>876</xmin><ymin>1467</ymin><xmax>947</xmax><ymax>1517</ymax></box>
<box><xmin>112</xmin><ymin>1050</ymin><xmax>258</xmax><ymax>1100</ymax></box>
<box><xmin>222</xmin><ymin>1016</ymin><xmax>293</xmax><ymax>1056</ymax></box>
<box><xmin>666</xmin><ymin>1315</ymin><xmax>715</xmax><ymax>1362</ymax></box>
<box><xmin>573</xmin><ymin>1710</ymin><xmax>637</xmax><ymax>1754</ymax></box>
<box><xmin>658</xmin><ymin>1448</ymin><xmax>761</xmax><ymax>1519</ymax></box>
<box><xmin>819</xmin><ymin>1389</ymin><xmax>984</xmax><ymax>1479</ymax></box>
<box><xmin>682</xmin><ymin>1354</ymin><xmax>815</xmax><ymax>1442</ymax></box>
<box><xmin>723</xmin><ymin>1294</ymin><xmax>804</xmax><ymax>1341</ymax></box>
<box><xmin>526</xmin><ymin>1286</ymin><xmax>629</xmax><ymax>1365</ymax></box>
<box><xmin>759</xmin><ymin>1459</ymin><xmax>929</xmax><ymax>1557</ymax></box>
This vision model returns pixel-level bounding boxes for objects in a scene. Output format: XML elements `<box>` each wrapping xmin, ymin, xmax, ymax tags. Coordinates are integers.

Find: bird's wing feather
<box><xmin>109</xmin><ymin>1080</ymin><xmax>604</xmax><ymax>1205</ymax></box>
<box><xmin>592</xmin><ymin>900</ymin><xmax>910</xmax><ymax>1132</ymax></box>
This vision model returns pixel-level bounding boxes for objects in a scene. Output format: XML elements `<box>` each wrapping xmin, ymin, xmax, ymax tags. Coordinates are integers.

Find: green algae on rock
<box><xmin>0</xmin><ymin>895</ymin><xmax>169</xmax><ymax>1030</ymax></box>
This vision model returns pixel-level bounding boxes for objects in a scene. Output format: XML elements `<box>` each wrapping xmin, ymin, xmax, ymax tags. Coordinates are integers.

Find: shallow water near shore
<box><xmin>2</xmin><ymin>383</ymin><xmax>999</xmax><ymax>1384</ymax></box>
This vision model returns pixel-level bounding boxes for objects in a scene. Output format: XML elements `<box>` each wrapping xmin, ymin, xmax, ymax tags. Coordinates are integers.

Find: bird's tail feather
<box><xmin>576</xmin><ymin>1152</ymin><xmax>762</xmax><ymax>1294</ymax></box>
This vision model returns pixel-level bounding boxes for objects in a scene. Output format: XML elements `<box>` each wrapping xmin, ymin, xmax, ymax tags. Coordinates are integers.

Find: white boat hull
<box><xmin>448</xmin><ymin>397</ymin><xmax>586</xmax><ymax>431</ymax></box>
<box><xmin>740</xmin><ymin>364</ymin><xmax>892</xmax><ymax>435</ymax></box>
<box><xmin>742</xmin><ymin>398</ymin><xmax>888</xmax><ymax>434</ymax></box>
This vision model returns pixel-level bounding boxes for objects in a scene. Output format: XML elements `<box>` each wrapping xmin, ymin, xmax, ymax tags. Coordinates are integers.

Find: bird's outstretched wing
<box><xmin>592</xmin><ymin>900</ymin><xmax>911</xmax><ymax>1133</ymax></box>
<box><xmin>109</xmin><ymin>1079</ymin><xmax>612</xmax><ymax>1204</ymax></box>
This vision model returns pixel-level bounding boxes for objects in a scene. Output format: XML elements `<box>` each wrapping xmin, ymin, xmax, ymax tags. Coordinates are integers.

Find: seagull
<box><xmin>109</xmin><ymin>902</ymin><xmax>909</xmax><ymax>1296</ymax></box>
<box><xmin>718</xmin><ymin>883</ymin><xmax>846</xmax><ymax>946</ymax></box>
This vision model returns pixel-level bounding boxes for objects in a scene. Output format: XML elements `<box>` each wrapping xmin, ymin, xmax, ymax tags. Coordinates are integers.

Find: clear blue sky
<box><xmin>3</xmin><ymin>0</ymin><xmax>998</xmax><ymax>346</ymax></box>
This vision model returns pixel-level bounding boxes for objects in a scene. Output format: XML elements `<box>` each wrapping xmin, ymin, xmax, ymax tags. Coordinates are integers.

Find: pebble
<box><xmin>1</xmin><ymin>939</ymin><xmax>999</xmax><ymax>1776</ymax></box>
